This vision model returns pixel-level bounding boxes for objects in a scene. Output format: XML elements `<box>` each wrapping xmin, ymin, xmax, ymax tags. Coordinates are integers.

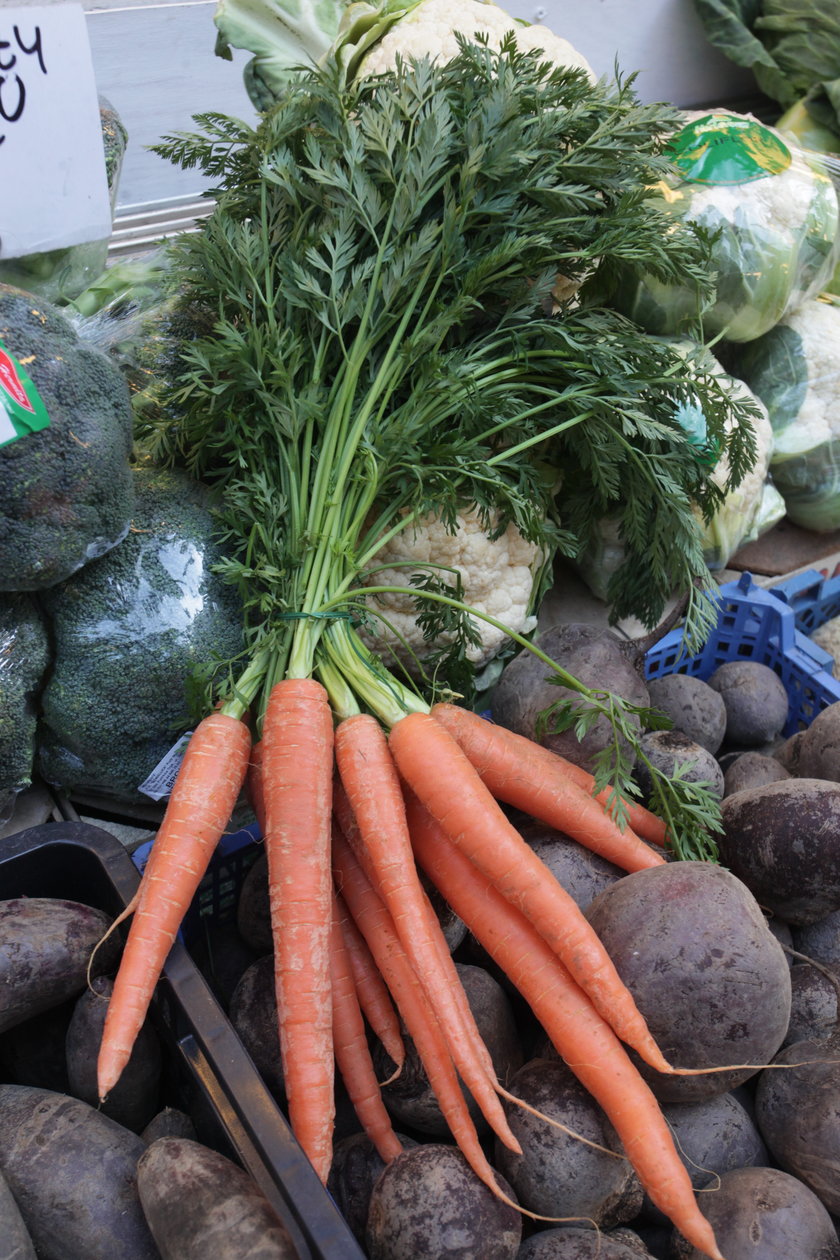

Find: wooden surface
<box><xmin>729</xmin><ymin>519</ymin><xmax>840</xmax><ymax>579</ymax></box>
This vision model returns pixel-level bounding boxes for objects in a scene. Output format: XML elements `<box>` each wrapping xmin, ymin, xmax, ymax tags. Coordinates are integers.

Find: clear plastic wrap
<box><xmin>0</xmin><ymin>594</ymin><xmax>51</xmax><ymax>818</ymax></box>
<box><xmin>0</xmin><ymin>287</ymin><xmax>135</xmax><ymax>592</ymax></box>
<box><xmin>731</xmin><ymin>296</ymin><xmax>840</xmax><ymax>532</ymax></box>
<box><xmin>37</xmin><ymin>464</ymin><xmax>245</xmax><ymax>806</ymax></box>
<box><xmin>614</xmin><ymin>111</ymin><xmax>840</xmax><ymax>344</ymax></box>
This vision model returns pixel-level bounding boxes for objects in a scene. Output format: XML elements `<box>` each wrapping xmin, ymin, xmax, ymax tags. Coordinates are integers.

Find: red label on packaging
<box><xmin>0</xmin><ymin>347</ymin><xmax>34</xmax><ymax>412</ymax></box>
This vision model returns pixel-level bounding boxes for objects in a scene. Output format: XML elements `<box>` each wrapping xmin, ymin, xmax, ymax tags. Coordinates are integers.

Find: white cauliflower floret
<box><xmin>359</xmin><ymin>0</ymin><xmax>595</xmax><ymax>81</ymax></box>
<box><xmin>360</xmin><ymin>506</ymin><xmax>542</xmax><ymax>669</ymax></box>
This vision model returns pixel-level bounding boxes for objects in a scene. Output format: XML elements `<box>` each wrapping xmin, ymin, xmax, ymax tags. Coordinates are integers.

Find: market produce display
<box><xmin>9</xmin><ymin>0</ymin><xmax>840</xmax><ymax>1257</ymax></box>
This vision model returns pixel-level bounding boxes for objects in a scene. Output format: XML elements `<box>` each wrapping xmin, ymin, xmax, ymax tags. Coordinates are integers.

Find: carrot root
<box><xmin>97</xmin><ymin>711</ymin><xmax>252</xmax><ymax>1100</ymax></box>
<box><xmin>405</xmin><ymin>794</ymin><xmax>725</xmax><ymax>1260</ymax></box>
<box><xmin>389</xmin><ymin>711</ymin><xmax>673</xmax><ymax>1076</ymax></box>
<box><xmin>262</xmin><ymin>677</ymin><xmax>336</xmax><ymax>1183</ymax></box>
<box><xmin>430</xmin><ymin>702</ymin><xmax>667</xmax><ymax>868</ymax></box>
<box><xmin>334</xmin><ymin>714</ymin><xmax>521</xmax><ymax>1155</ymax></box>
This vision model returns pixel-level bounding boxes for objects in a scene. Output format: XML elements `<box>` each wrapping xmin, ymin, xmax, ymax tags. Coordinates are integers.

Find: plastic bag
<box><xmin>37</xmin><ymin>464</ymin><xmax>245</xmax><ymax>806</ymax></box>
<box><xmin>731</xmin><ymin>295</ymin><xmax>840</xmax><ymax>531</ymax></box>
<box><xmin>614</xmin><ymin>111</ymin><xmax>840</xmax><ymax>343</ymax></box>
<box><xmin>0</xmin><ymin>287</ymin><xmax>135</xmax><ymax>592</ymax></box>
<box><xmin>0</xmin><ymin>594</ymin><xmax>51</xmax><ymax>817</ymax></box>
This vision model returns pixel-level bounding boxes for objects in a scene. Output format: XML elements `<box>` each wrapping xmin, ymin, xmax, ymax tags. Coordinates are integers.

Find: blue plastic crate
<box><xmin>771</xmin><ymin>568</ymin><xmax>840</xmax><ymax>638</ymax></box>
<box><xmin>644</xmin><ymin>571</ymin><xmax>840</xmax><ymax>736</ymax></box>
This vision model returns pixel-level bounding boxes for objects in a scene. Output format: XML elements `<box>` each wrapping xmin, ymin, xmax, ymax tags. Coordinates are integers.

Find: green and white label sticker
<box><xmin>0</xmin><ymin>339</ymin><xmax>50</xmax><ymax>448</ymax></box>
<box><xmin>667</xmin><ymin>113</ymin><xmax>792</xmax><ymax>186</ymax></box>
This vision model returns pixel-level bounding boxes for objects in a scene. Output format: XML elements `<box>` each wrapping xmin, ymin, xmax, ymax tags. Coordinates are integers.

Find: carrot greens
<box><xmin>140</xmin><ymin>42</ymin><xmax>754</xmax><ymax>843</ymax></box>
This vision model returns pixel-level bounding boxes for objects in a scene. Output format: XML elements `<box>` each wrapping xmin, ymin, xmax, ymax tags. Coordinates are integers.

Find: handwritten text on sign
<box><xmin>0</xmin><ymin>5</ymin><xmax>112</xmax><ymax>259</ymax></box>
<box><xmin>0</xmin><ymin>25</ymin><xmax>47</xmax><ymax>142</ymax></box>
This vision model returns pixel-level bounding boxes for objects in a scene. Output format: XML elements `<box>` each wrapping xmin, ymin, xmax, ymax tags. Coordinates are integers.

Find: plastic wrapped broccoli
<box><xmin>0</xmin><ymin>98</ymin><xmax>128</xmax><ymax>305</ymax></box>
<box><xmin>614</xmin><ymin>111</ymin><xmax>840</xmax><ymax>343</ymax></box>
<box><xmin>0</xmin><ymin>284</ymin><xmax>135</xmax><ymax>591</ymax></box>
<box><xmin>730</xmin><ymin>296</ymin><xmax>840</xmax><ymax>531</ymax></box>
<box><xmin>37</xmin><ymin>463</ymin><xmax>245</xmax><ymax>806</ymax></box>
<box><xmin>0</xmin><ymin>594</ymin><xmax>51</xmax><ymax>820</ymax></box>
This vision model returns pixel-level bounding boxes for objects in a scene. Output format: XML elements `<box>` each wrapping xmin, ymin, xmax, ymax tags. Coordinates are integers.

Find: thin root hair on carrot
<box><xmin>85</xmin><ymin>893</ymin><xmax>139</xmax><ymax>996</ymax></box>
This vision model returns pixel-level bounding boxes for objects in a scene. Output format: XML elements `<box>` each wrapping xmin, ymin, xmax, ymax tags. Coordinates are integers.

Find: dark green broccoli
<box><xmin>0</xmin><ymin>593</ymin><xmax>51</xmax><ymax>809</ymax></box>
<box><xmin>0</xmin><ymin>285</ymin><xmax>135</xmax><ymax>592</ymax></box>
<box><xmin>0</xmin><ymin>97</ymin><xmax>128</xmax><ymax>305</ymax></box>
<box><xmin>37</xmin><ymin>462</ymin><xmax>245</xmax><ymax>806</ymax></box>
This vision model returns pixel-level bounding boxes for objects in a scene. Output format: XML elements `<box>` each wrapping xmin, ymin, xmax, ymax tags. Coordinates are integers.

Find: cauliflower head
<box><xmin>756</xmin><ymin>299</ymin><xmax>840</xmax><ymax>453</ymax></box>
<box><xmin>615</xmin><ymin>111</ymin><xmax>839</xmax><ymax>343</ymax></box>
<box><xmin>359</xmin><ymin>506</ymin><xmax>543</xmax><ymax>670</ymax></box>
<box><xmin>358</xmin><ymin>0</ymin><xmax>595</xmax><ymax>81</ymax></box>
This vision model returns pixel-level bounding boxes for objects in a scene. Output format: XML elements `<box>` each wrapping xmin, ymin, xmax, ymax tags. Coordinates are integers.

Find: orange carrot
<box><xmin>247</xmin><ymin>737</ymin><xmax>267</xmax><ymax>833</ymax></box>
<box><xmin>404</xmin><ymin>793</ymin><xmax>725</xmax><ymax>1260</ymax></box>
<box><xmin>431</xmin><ymin>702</ymin><xmax>667</xmax><ymax>867</ymax></box>
<box><xmin>388</xmin><ymin>711</ymin><xmax>672</xmax><ymax>1075</ymax></box>
<box><xmin>329</xmin><ymin>893</ymin><xmax>403</xmax><ymax>1163</ymax></box>
<box><xmin>334</xmin><ymin>713</ymin><xmax>520</xmax><ymax>1154</ymax></box>
<box><xmin>335</xmin><ymin>893</ymin><xmax>405</xmax><ymax>1073</ymax></box>
<box><xmin>97</xmin><ymin>711</ymin><xmax>252</xmax><ymax>1100</ymax></box>
<box><xmin>261</xmin><ymin>677</ymin><xmax>335</xmax><ymax>1183</ymax></box>
<box><xmin>331</xmin><ymin>825</ymin><xmax>530</xmax><ymax>1214</ymax></box>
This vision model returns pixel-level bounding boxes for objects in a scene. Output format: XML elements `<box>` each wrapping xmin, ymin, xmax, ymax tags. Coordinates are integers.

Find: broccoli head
<box><xmin>0</xmin><ymin>593</ymin><xmax>51</xmax><ymax>811</ymax></box>
<box><xmin>37</xmin><ymin>462</ymin><xmax>245</xmax><ymax>806</ymax></box>
<box><xmin>0</xmin><ymin>284</ymin><xmax>135</xmax><ymax>592</ymax></box>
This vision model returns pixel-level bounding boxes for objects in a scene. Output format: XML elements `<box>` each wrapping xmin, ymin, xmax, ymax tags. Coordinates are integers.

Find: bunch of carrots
<box><xmin>86</xmin><ymin>38</ymin><xmax>759</xmax><ymax>1260</ymax></box>
<box><xmin>96</xmin><ymin>685</ymin><xmax>726</xmax><ymax>1260</ymax></box>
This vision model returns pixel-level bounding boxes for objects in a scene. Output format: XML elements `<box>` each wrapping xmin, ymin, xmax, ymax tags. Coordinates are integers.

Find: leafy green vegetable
<box><xmin>214</xmin><ymin>0</ymin><xmax>343</xmax><ymax>108</ymax></box>
<box><xmin>141</xmin><ymin>43</ymin><xmax>757</xmax><ymax>849</ymax></box>
<box><xmin>693</xmin><ymin>0</ymin><xmax>840</xmax><ymax>137</ymax></box>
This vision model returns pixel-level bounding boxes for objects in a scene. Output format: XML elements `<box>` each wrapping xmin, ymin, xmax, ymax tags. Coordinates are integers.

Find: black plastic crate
<box><xmin>0</xmin><ymin>820</ymin><xmax>365</xmax><ymax>1260</ymax></box>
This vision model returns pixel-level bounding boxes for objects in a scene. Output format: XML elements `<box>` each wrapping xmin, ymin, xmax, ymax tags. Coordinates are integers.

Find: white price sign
<box><xmin>0</xmin><ymin>4</ymin><xmax>111</xmax><ymax>259</ymax></box>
